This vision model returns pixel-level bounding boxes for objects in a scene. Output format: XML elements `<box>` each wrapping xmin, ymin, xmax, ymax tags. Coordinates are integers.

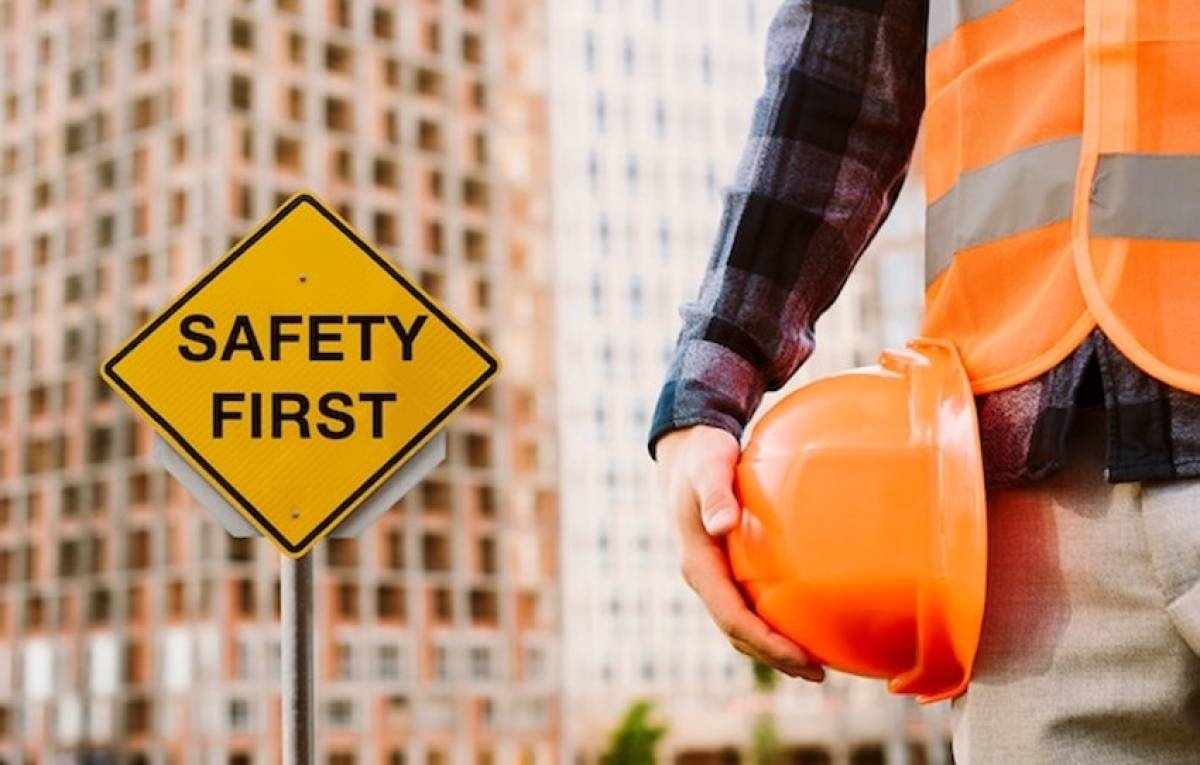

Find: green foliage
<box><xmin>751</xmin><ymin>659</ymin><xmax>780</xmax><ymax>692</ymax></box>
<box><xmin>749</xmin><ymin>715</ymin><xmax>783</xmax><ymax>765</ymax></box>
<box><xmin>600</xmin><ymin>700</ymin><xmax>668</xmax><ymax>765</ymax></box>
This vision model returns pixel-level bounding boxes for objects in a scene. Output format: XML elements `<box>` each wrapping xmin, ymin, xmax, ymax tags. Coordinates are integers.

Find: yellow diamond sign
<box><xmin>101</xmin><ymin>193</ymin><xmax>499</xmax><ymax>557</ymax></box>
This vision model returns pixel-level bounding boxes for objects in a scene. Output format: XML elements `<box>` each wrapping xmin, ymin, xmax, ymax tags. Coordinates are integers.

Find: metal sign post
<box><xmin>281</xmin><ymin>553</ymin><xmax>314</xmax><ymax>765</ymax></box>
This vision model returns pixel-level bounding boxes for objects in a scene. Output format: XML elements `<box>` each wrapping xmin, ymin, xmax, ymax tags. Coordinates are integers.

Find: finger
<box><xmin>689</xmin><ymin>457</ymin><xmax>740</xmax><ymax>537</ymax></box>
<box><xmin>682</xmin><ymin>542</ymin><xmax>823</xmax><ymax>680</ymax></box>
<box><xmin>728</xmin><ymin>637</ymin><xmax>824</xmax><ymax>682</ymax></box>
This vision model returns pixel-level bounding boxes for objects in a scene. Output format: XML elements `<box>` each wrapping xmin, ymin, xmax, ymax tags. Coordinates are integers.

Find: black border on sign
<box><xmin>102</xmin><ymin>194</ymin><xmax>499</xmax><ymax>555</ymax></box>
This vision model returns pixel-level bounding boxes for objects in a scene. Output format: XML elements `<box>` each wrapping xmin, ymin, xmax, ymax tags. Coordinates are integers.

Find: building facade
<box><xmin>546</xmin><ymin>0</ymin><xmax>947</xmax><ymax>761</ymax></box>
<box><xmin>0</xmin><ymin>0</ymin><xmax>558</xmax><ymax>762</ymax></box>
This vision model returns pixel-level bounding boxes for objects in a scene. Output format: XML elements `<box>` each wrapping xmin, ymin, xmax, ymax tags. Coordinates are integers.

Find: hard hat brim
<box><xmin>888</xmin><ymin>338</ymin><xmax>988</xmax><ymax>703</ymax></box>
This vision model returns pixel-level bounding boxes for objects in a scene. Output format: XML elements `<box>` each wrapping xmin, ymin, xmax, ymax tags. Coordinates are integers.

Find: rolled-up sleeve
<box><xmin>648</xmin><ymin>0</ymin><xmax>929</xmax><ymax>457</ymax></box>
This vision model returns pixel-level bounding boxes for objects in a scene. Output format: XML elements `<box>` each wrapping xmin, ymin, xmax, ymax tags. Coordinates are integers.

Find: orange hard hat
<box><xmin>728</xmin><ymin>337</ymin><xmax>986</xmax><ymax>703</ymax></box>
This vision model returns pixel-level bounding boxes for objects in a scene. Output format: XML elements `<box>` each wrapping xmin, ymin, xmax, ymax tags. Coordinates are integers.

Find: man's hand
<box><xmin>656</xmin><ymin>425</ymin><xmax>824</xmax><ymax>682</ymax></box>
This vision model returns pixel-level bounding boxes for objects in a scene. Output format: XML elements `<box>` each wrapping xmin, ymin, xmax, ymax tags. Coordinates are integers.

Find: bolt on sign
<box><xmin>101</xmin><ymin>193</ymin><xmax>500</xmax><ymax>557</ymax></box>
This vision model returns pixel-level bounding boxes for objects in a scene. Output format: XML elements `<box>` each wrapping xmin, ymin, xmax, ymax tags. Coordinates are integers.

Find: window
<box><xmin>383</xmin><ymin>110</ymin><xmax>400</xmax><ymax>144</ymax></box>
<box><xmin>384</xmin><ymin>530</ymin><xmax>404</xmax><ymax>569</ymax></box>
<box><xmin>287</xmin><ymin>32</ymin><xmax>305</xmax><ymax>63</ymax></box>
<box><xmin>525</xmin><ymin>645</ymin><xmax>545</xmax><ymax>682</ymax></box>
<box><xmin>335</xmin><ymin>643</ymin><xmax>353</xmax><ymax>680</ymax></box>
<box><xmin>326</xmin><ymin>539</ymin><xmax>357</xmax><ymax>568</ymax></box>
<box><xmin>469</xmin><ymin>588</ymin><xmax>497</xmax><ymax>625</ymax></box>
<box><xmin>472</xmin><ymin>132</ymin><xmax>487</xmax><ymax>165</ymax></box>
<box><xmin>286</xmin><ymin>87</ymin><xmax>304</xmax><ymax>121</ymax></box>
<box><xmin>234</xmin><ymin>640</ymin><xmax>252</xmax><ymax>681</ymax></box>
<box><xmin>376</xmin><ymin>645</ymin><xmax>401</xmax><ymax>681</ymax></box>
<box><xmin>420</xmin><ymin>270</ymin><xmax>444</xmax><ymax>298</ymax></box>
<box><xmin>324</xmin><ymin>97</ymin><xmax>352</xmax><ymax>131</ymax></box>
<box><xmin>373</xmin><ymin>212</ymin><xmax>397</xmax><ymax>246</ymax></box>
<box><xmin>383</xmin><ymin>57</ymin><xmax>402</xmax><ymax>86</ymax></box>
<box><xmin>421</xmin><ymin>533</ymin><xmax>449</xmax><ymax>572</ymax></box>
<box><xmin>477</xmin><ymin>537</ymin><xmax>496</xmax><ymax>575</ymax></box>
<box><xmin>125</xmin><ymin>698</ymin><xmax>151</xmax><ymax>735</ymax></box>
<box><xmin>235</xmin><ymin>184</ymin><xmax>254</xmax><ymax>219</ymax></box>
<box><xmin>325</xmin><ymin>699</ymin><xmax>354</xmax><ymax>728</ymax></box>
<box><xmin>594</xmin><ymin>92</ymin><xmax>607</xmax><ymax>132</ymax></box>
<box><xmin>476</xmin><ymin>485</ymin><xmax>496</xmax><ymax>517</ymax></box>
<box><xmin>126</xmin><ymin>529</ymin><xmax>151</xmax><ymax>569</ymax></box>
<box><xmin>65</xmin><ymin>122</ymin><xmax>86</xmax><ymax>154</ymax></box>
<box><xmin>331</xmin><ymin>0</ymin><xmax>352</xmax><ymax>27</ymax></box>
<box><xmin>415</xmin><ymin>68</ymin><xmax>443</xmax><ymax>97</ymax></box>
<box><xmin>462</xmin><ymin>178</ymin><xmax>489</xmax><ymax>209</ymax></box>
<box><xmin>229</xmin><ymin>538</ymin><xmax>255</xmax><ymax>562</ymax></box>
<box><xmin>230</xmin><ymin>75</ymin><xmax>252</xmax><ymax>111</ymax></box>
<box><xmin>171</xmin><ymin>190</ymin><xmax>187</xmax><ymax>226</ymax></box>
<box><xmin>469</xmin><ymin>646</ymin><xmax>492</xmax><ymax>681</ymax></box>
<box><xmin>336</xmin><ymin>583</ymin><xmax>358</xmax><ymax>618</ymax></box>
<box><xmin>373</xmin><ymin>7</ymin><xmax>394</xmax><ymax>39</ymax></box>
<box><xmin>418</xmin><ymin>119</ymin><xmax>443</xmax><ymax>152</ymax></box>
<box><xmin>129</xmin><ymin>472</ymin><xmax>151</xmax><ymax>504</ymax></box>
<box><xmin>373</xmin><ymin>158</ymin><xmax>397</xmax><ymax>188</ymax></box>
<box><xmin>376</xmin><ymin>584</ymin><xmax>404</xmax><ymax>620</ymax></box>
<box><xmin>433</xmin><ymin>646</ymin><xmax>450</xmax><ymax>682</ymax></box>
<box><xmin>461</xmin><ymin>33</ymin><xmax>482</xmax><ymax>64</ymax></box>
<box><xmin>168</xmin><ymin>580</ymin><xmax>186</xmax><ymax>618</ymax></box>
<box><xmin>464</xmin><ymin>229</ymin><xmax>486</xmax><ymax>262</ymax></box>
<box><xmin>464</xmin><ymin>433</ymin><xmax>491</xmax><ymax>468</ymax></box>
<box><xmin>431</xmin><ymin>588</ymin><xmax>452</xmax><ymax>621</ymax></box>
<box><xmin>424</xmin><ymin>21</ymin><xmax>441</xmax><ymax>54</ymax></box>
<box><xmin>58</xmin><ymin>540</ymin><xmax>79</xmax><ymax>577</ymax></box>
<box><xmin>230</xmin><ymin>18</ymin><xmax>254</xmax><ymax>50</ymax></box>
<box><xmin>324</xmin><ymin>44</ymin><xmax>352</xmax><ymax>74</ymax></box>
<box><xmin>229</xmin><ymin>698</ymin><xmax>253</xmax><ymax>730</ymax></box>
<box><xmin>332</xmin><ymin>149</ymin><xmax>353</xmax><ymax>180</ymax></box>
<box><xmin>422</xmin><ymin>480</ymin><xmax>450</xmax><ymax>511</ymax></box>
<box><xmin>425</xmin><ymin>222</ymin><xmax>444</xmax><ymax>256</ymax></box>
<box><xmin>469</xmin><ymin>81</ymin><xmax>487</xmax><ymax>109</ymax></box>
<box><xmin>130</xmin><ymin>96</ymin><xmax>156</xmax><ymax>129</ymax></box>
<box><xmin>235</xmin><ymin>578</ymin><xmax>255</xmax><ymax>616</ymax></box>
<box><xmin>97</xmin><ymin>159</ymin><xmax>116</xmax><ymax>190</ymax></box>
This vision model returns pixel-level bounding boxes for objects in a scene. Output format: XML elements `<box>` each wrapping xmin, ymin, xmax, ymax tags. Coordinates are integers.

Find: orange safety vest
<box><xmin>921</xmin><ymin>0</ymin><xmax>1200</xmax><ymax>394</ymax></box>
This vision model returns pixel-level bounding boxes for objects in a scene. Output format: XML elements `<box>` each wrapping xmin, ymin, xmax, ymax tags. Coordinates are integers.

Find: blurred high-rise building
<box><xmin>0</xmin><ymin>1</ymin><xmax>558</xmax><ymax>763</ymax></box>
<box><xmin>546</xmin><ymin>1</ymin><xmax>946</xmax><ymax>761</ymax></box>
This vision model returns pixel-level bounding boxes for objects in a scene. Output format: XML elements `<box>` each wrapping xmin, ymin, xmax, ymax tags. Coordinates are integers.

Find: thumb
<box><xmin>695</xmin><ymin>469</ymin><xmax>740</xmax><ymax>537</ymax></box>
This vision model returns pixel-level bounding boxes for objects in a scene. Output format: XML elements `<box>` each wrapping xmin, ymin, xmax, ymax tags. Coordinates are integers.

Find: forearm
<box><xmin>649</xmin><ymin>0</ymin><xmax>928</xmax><ymax>456</ymax></box>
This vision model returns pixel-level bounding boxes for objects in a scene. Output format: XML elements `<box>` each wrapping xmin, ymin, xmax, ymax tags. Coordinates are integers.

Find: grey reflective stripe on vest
<box><xmin>926</xmin><ymin>136</ymin><xmax>1080</xmax><ymax>284</ymax></box>
<box><xmin>929</xmin><ymin>0</ymin><xmax>1012</xmax><ymax>47</ymax></box>
<box><xmin>1090</xmin><ymin>154</ymin><xmax>1200</xmax><ymax>241</ymax></box>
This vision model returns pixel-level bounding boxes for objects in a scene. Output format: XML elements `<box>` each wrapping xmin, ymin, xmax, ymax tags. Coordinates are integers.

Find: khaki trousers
<box><xmin>952</xmin><ymin>412</ymin><xmax>1200</xmax><ymax>763</ymax></box>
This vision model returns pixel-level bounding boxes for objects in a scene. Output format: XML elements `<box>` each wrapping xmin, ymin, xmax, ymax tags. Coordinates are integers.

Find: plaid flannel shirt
<box><xmin>649</xmin><ymin>0</ymin><xmax>1200</xmax><ymax>487</ymax></box>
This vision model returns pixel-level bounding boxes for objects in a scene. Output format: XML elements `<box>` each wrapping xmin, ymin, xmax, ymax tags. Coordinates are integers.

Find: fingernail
<box><xmin>703</xmin><ymin>507</ymin><xmax>736</xmax><ymax>534</ymax></box>
<box><xmin>781</xmin><ymin>659</ymin><xmax>822</xmax><ymax>681</ymax></box>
